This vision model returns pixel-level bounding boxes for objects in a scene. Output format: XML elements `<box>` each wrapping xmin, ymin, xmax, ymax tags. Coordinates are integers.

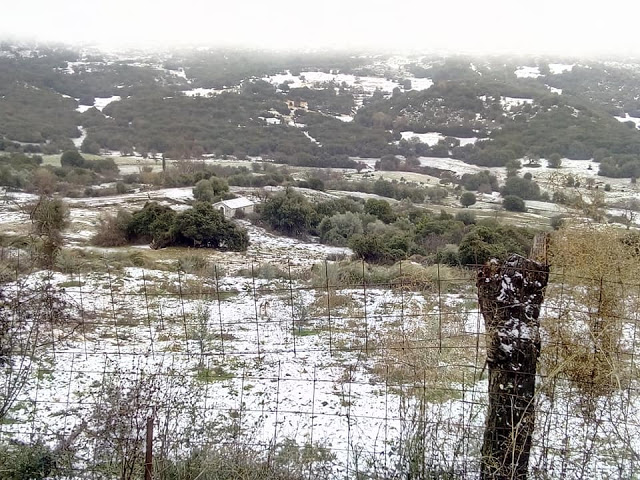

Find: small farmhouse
<box><xmin>213</xmin><ymin>197</ymin><xmax>255</xmax><ymax>218</ymax></box>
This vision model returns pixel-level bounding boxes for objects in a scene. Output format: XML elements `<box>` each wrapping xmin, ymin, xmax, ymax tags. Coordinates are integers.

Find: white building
<box><xmin>213</xmin><ymin>197</ymin><xmax>255</xmax><ymax>218</ymax></box>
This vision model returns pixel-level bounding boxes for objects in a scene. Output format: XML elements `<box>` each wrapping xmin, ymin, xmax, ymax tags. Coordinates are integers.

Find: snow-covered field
<box><xmin>400</xmin><ymin>131</ymin><xmax>478</xmax><ymax>146</ymax></box>
<box><xmin>501</xmin><ymin>96</ymin><xmax>534</xmax><ymax>109</ymax></box>
<box><xmin>1</xmin><ymin>233</ymin><xmax>489</xmax><ymax>475</ymax></box>
<box><xmin>76</xmin><ymin>95</ymin><xmax>121</xmax><ymax>113</ymax></box>
<box><xmin>263</xmin><ymin>70</ymin><xmax>433</xmax><ymax>109</ymax></box>
<box><xmin>3</xmin><ymin>253</ymin><xmax>639</xmax><ymax>478</ymax></box>
<box><xmin>182</xmin><ymin>87</ymin><xmax>233</xmax><ymax>97</ymax></box>
<box><xmin>3</xmin><ymin>128</ymin><xmax>640</xmax><ymax>477</ymax></box>
<box><xmin>515</xmin><ymin>66</ymin><xmax>541</xmax><ymax>78</ymax></box>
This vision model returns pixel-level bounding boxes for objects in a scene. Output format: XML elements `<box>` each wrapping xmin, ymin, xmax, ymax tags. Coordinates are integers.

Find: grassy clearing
<box><xmin>359</xmin><ymin>170</ymin><xmax>441</xmax><ymax>185</ymax></box>
<box><xmin>310</xmin><ymin>260</ymin><xmax>473</xmax><ymax>294</ymax></box>
<box><xmin>195</xmin><ymin>365</ymin><xmax>234</xmax><ymax>383</ymax></box>
<box><xmin>366</xmin><ymin>301</ymin><xmax>481</xmax><ymax>401</ymax></box>
<box><xmin>310</xmin><ymin>291</ymin><xmax>355</xmax><ymax>314</ymax></box>
<box><xmin>292</xmin><ymin>326</ymin><xmax>324</xmax><ymax>337</ymax></box>
<box><xmin>540</xmin><ymin>225</ymin><xmax>640</xmax><ymax>400</ymax></box>
<box><xmin>155</xmin><ymin>442</ymin><xmax>336</xmax><ymax>480</ymax></box>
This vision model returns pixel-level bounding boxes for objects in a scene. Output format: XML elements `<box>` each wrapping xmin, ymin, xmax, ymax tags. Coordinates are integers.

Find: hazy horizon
<box><xmin>2</xmin><ymin>0</ymin><xmax>640</xmax><ymax>57</ymax></box>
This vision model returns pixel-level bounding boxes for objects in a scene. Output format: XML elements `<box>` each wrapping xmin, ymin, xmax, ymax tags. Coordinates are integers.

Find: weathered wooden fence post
<box><xmin>144</xmin><ymin>409</ymin><xmax>155</xmax><ymax>480</ymax></box>
<box><xmin>477</xmin><ymin>253</ymin><xmax>549</xmax><ymax>480</ymax></box>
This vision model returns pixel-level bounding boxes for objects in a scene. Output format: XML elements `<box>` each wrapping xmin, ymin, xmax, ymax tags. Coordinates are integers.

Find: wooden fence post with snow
<box><xmin>477</xmin><ymin>253</ymin><xmax>549</xmax><ymax>480</ymax></box>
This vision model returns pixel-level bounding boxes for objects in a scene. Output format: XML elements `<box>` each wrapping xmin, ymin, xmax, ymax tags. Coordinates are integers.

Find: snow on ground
<box><xmin>4</xmin><ymin>258</ymin><xmax>639</xmax><ymax>478</ymax></box>
<box><xmin>0</xmin><ymin>185</ymin><xmax>353</xmax><ymax>266</ymax></box>
<box><xmin>401</xmin><ymin>131</ymin><xmax>445</xmax><ymax>146</ymax></box>
<box><xmin>327</xmin><ymin>190</ymin><xmax>400</xmax><ymax>203</ymax></box>
<box><xmin>167</xmin><ymin>67</ymin><xmax>188</xmax><ymax>80</ymax></box>
<box><xmin>72</xmin><ymin>126</ymin><xmax>87</xmax><ymax>149</ymax></box>
<box><xmin>501</xmin><ymin>96</ymin><xmax>534</xmax><ymax>109</ymax></box>
<box><xmin>182</xmin><ymin>87</ymin><xmax>229</xmax><ymax>97</ymax></box>
<box><xmin>264</xmin><ymin>70</ymin><xmax>432</xmax><ymax>107</ymax></box>
<box><xmin>547</xmin><ymin>86</ymin><xmax>563</xmax><ymax>95</ymax></box>
<box><xmin>62</xmin><ymin>187</ymin><xmax>195</xmax><ymax>210</ymax></box>
<box><xmin>243</xmin><ymin>222</ymin><xmax>351</xmax><ymax>266</ymax></box>
<box><xmin>538</xmin><ymin>157</ymin><xmax>598</xmax><ymax>178</ymax></box>
<box><xmin>614</xmin><ymin>113</ymin><xmax>640</xmax><ymax>128</ymax></box>
<box><xmin>515</xmin><ymin>66</ymin><xmax>541</xmax><ymax>78</ymax></box>
<box><xmin>76</xmin><ymin>95</ymin><xmax>121</xmax><ymax>113</ymax></box>
<box><xmin>549</xmin><ymin>63</ymin><xmax>574</xmax><ymax>75</ymax></box>
<box><xmin>418</xmin><ymin>156</ymin><xmax>487</xmax><ymax>176</ymax></box>
<box><xmin>94</xmin><ymin>95</ymin><xmax>121</xmax><ymax>111</ymax></box>
<box><xmin>64</xmin><ymin>61</ymin><xmax>94</xmax><ymax>74</ymax></box>
<box><xmin>407</xmin><ymin>77</ymin><xmax>434</xmax><ymax>91</ymax></box>
<box><xmin>2</xmin><ymin>264</ymin><xmax>488</xmax><ymax>476</ymax></box>
<box><xmin>303</xmin><ymin>131</ymin><xmax>321</xmax><ymax>146</ymax></box>
<box><xmin>525</xmin><ymin>200</ymin><xmax>565</xmax><ymax>214</ymax></box>
<box><xmin>400</xmin><ymin>131</ymin><xmax>478</xmax><ymax>146</ymax></box>
<box><xmin>0</xmin><ymin>188</ymin><xmax>38</xmax><ymax>204</ymax></box>
<box><xmin>262</xmin><ymin>117</ymin><xmax>281</xmax><ymax>125</ymax></box>
<box><xmin>607</xmin><ymin>207</ymin><xmax>640</xmax><ymax>226</ymax></box>
<box><xmin>347</xmin><ymin>157</ymin><xmax>377</xmax><ymax>170</ymax></box>
<box><xmin>458</xmin><ymin>137</ymin><xmax>478</xmax><ymax>146</ymax></box>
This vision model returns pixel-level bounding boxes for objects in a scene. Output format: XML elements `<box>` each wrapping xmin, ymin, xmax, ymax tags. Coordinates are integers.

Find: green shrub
<box><xmin>459</xmin><ymin>192</ymin><xmax>477</xmax><ymax>208</ymax></box>
<box><xmin>502</xmin><ymin>195</ymin><xmax>526</xmax><ymax>212</ymax></box>
<box><xmin>550</xmin><ymin>214</ymin><xmax>566</xmax><ymax>230</ymax></box>
<box><xmin>0</xmin><ymin>441</ymin><xmax>57</xmax><ymax>480</ymax></box>
<box><xmin>60</xmin><ymin>150</ymin><xmax>85</xmax><ymax>168</ymax></box>
<box><xmin>454</xmin><ymin>211</ymin><xmax>476</xmax><ymax>225</ymax></box>
<box><xmin>260</xmin><ymin>189</ymin><xmax>315</xmax><ymax>237</ymax></box>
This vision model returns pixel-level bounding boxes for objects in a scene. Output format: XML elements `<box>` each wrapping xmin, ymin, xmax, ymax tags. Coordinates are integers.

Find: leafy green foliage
<box><xmin>0</xmin><ymin>153</ymin><xmax>43</xmax><ymax>189</ymax></box>
<box><xmin>260</xmin><ymin>189</ymin><xmax>316</xmax><ymax>237</ymax></box>
<box><xmin>459</xmin><ymin>170</ymin><xmax>499</xmax><ymax>192</ymax></box>
<box><xmin>128</xmin><ymin>202</ymin><xmax>177</xmax><ymax>247</ymax></box>
<box><xmin>0</xmin><ymin>74</ymin><xmax>79</xmax><ymax>145</ymax></box>
<box><xmin>123</xmin><ymin>202</ymin><xmax>248</xmax><ymax>250</ymax></box>
<box><xmin>318</xmin><ymin>212</ymin><xmax>363</xmax><ymax>246</ymax></box>
<box><xmin>502</xmin><ymin>195</ymin><xmax>526</xmax><ymax>212</ymax></box>
<box><xmin>172</xmin><ymin>202</ymin><xmax>249</xmax><ymax>250</ymax></box>
<box><xmin>598</xmin><ymin>154</ymin><xmax>640</xmax><ymax>178</ymax></box>
<box><xmin>364</xmin><ymin>198</ymin><xmax>396</xmax><ymax>223</ymax></box>
<box><xmin>60</xmin><ymin>150</ymin><xmax>85</xmax><ymax>168</ymax></box>
<box><xmin>193</xmin><ymin>177</ymin><xmax>229</xmax><ymax>202</ymax></box>
<box><xmin>458</xmin><ymin>223</ymin><xmax>534</xmax><ymax>265</ymax></box>
<box><xmin>500</xmin><ymin>176</ymin><xmax>541</xmax><ymax>200</ymax></box>
<box><xmin>460</xmin><ymin>192</ymin><xmax>477</xmax><ymax>207</ymax></box>
<box><xmin>29</xmin><ymin>195</ymin><xmax>69</xmax><ymax>266</ymax></box>
<box><xmin>349</xmin><ymin>231</ymin><xmax>411</xmax><ymax>264</ymax></box>
<box><xmin>0</xmin><ymin>441</ymin><xmax>57</xmax><ymax>480</ymax></box>
<box><xmin>547</xmin><ymin>153</ymin><xmax>562</xmax><ymax>168</ymax></box>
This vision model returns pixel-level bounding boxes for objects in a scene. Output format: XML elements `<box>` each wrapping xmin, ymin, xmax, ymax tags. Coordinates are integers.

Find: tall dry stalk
<box><xmin>543</xmin><ymin>224</ymin><xmax>640</xmax><ymax>398</ymax></box>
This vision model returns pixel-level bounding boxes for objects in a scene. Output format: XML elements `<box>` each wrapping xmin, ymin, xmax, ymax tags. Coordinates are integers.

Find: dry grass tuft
<box><xmin>541</xmin><ymin>224</ymin><xmax>640</xmax><ymax>397</ymax></box>
<box><xmin>310</xmin><ymin>260</ymin><xmax>472</xmax><ymax>293</ymax></box>
<box><xmin>367</xmin><ymin>301</ymin><xmax>479</xmax><ymax>400</ymax></box>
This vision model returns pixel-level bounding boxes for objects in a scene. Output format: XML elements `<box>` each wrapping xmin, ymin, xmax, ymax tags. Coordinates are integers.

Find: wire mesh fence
<box><xmin>1</xmin><ymin>256</ymin><xmax>639</xmax><ymax>479</ymax></box>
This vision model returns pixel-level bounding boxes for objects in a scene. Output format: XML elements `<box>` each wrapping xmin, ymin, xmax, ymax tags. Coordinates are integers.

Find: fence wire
<box><xmin>1</xmin><ymin>257</ymin><xmax>639</xmax><ymax>479</ymax></box>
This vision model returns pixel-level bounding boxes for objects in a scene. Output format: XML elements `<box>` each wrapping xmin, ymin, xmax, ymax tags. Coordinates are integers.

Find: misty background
<box><xmin>2</xmin><ymin>0</ymin><xmax>640</xmax><ymax>55</ymax></box>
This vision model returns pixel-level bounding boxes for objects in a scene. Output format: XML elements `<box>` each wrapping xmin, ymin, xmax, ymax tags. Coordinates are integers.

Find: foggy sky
<box><xmin>2</xmin><ymin>0</ymin><xmax>640</xmax><ymax>56</ymax></box>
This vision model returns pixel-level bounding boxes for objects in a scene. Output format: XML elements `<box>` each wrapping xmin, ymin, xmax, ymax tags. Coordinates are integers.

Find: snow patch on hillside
<box><xmin>549</xmin><ymin>63</ymin><xmax>574</xmax><ymax>75</ymax></box>
<box><xmin>400</xmin><ymin>131</ymin><xmax>477</xmax><ymax>146</ymax></box>
<box><xmin>501</xmin><ymin>96</ymin><xmax>534</xmax><ymax>109</ymax></box>
<box><xmin>614</xmin><ymin>113</ymin><xmax>640</xmax><ymax>128</ymax></box>
<box><xmin>515</xmin><ymin>66</ymin><xmax>541</xmax><ymax>78</ymax></box>
<box><xmin>76</xmin><ymin>96</ymin><xmax>121</xmax><ymax>113</ymax></box>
